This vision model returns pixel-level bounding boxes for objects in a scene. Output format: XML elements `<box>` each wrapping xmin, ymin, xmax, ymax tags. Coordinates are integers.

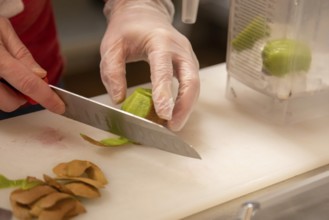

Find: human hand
<box><xmin>100</xmin><ymin>0</ymin><xmax>200</xmax><ymax>131</ymax></box>
<box><xmin>0</xmin><ymin>17</ymin><xmax>65</xmax><ymax>114</ymax></box>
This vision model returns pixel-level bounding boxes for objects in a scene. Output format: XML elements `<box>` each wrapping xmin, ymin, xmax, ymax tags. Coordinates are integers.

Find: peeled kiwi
<box><xmin>262</xmin><ymin>39</ymin><xmax>312</xmax><ymax>76</ymax></box>
<box><xmin>121</xmin><ymin>88</ymin><xmax>166</xmax><ymax>125</ymax></box>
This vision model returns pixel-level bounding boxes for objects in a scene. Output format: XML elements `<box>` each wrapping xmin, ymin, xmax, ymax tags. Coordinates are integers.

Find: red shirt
<box><xmin>9</xmin><ymin>0</ymin><xmax>64</xmax><ymax>85</ymax></box>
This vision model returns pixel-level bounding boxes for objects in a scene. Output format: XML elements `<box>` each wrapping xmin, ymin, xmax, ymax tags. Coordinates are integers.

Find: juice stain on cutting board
<box><xmin>33</xmin><ymin>127</ymin><xmax>66</xmax><ymax>148</ymax></box>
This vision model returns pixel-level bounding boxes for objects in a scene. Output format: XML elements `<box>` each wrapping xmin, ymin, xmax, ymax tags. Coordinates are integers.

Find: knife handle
<box><xmin>0</xmin><ymin>77</ymin><xmax>48</xmax><ymax>105</ymax></box>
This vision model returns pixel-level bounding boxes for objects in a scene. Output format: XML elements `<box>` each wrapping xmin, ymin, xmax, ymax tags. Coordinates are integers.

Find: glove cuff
<box><xmin>103</xmin><ymin>0</ymin><xmax>175</xmax><ymax>22</ymax></box>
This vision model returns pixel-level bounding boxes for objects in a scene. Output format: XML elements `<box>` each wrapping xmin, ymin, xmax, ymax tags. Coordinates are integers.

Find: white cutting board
<box><xmin>1</xmin><ymin>63</ymin><xmax>329</xmax><ymax>220</ymax></box>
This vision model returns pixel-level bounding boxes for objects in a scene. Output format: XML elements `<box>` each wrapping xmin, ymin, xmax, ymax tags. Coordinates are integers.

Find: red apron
<box><xmin>9</xmin><ymin>0</ymin><xmax>64</xmax><ymax>85</ymax></box>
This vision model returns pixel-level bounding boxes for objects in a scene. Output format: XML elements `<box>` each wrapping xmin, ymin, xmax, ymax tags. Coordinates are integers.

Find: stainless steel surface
<box><xmin>242</xmin><ymin>169</ymin><xmax>329</xmax><ymax>220</ymax></box>
<box><xmin>183</xmin><ymin>164</ymin><xmax>329</xmax><ymax>220</ymax></box>
<box><xmin>51</xmin><ymin>85</ymin><xmax>201</xmax><ymax>159</ymax></box>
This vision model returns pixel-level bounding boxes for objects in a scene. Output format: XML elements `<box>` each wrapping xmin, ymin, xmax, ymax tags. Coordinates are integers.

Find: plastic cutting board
<box><xmin>1</xmin><ymin>64</ymin><xmax>329</xmax><ymax>220</ymax></box>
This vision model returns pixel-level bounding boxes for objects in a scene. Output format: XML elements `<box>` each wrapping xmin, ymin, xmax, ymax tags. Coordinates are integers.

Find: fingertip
<box><xmin>154</xmin><ymin>97</ymin><xmax>174</xmax><ymax>121</ymax></box>
<box><xmin>104</xmin><ymin>81</ymin><xmax>126</xmax><ymax>104</ymax></box>
<box><xmin>167</xmin><ymin>122</ymin><xmax>180</xmax><ymax>132</ymax></box>
<box><xmin>56</xmin><ymin>101</ymin><xmax>66</xmax><ymax>115</ymax></box>
<box><xmin>151</xmin><ymin>82</ymin><xmax>175</xmax><ymax>121</ymax></box>
<box><xmin>167</xmin><ymin>114</ymin><xmax>188</xmax><ymax>132</ymax></box>
<box><xmin>31</xmin><ymin>66</ymin><xmax>47</xmax><ymax>78</ymax></box>
<box><xmin>102</xmin><ymin>75</ymin><xmax>127</xmax><ymax>104</ymax></box>
<box><xmin>165</xmin><ymin>94</ymin><xmax>196</xmax><ymax>132</ymax></box>
<box><xmin>43</xmin><ymin>88</ymin><xmax>66</xmax><ymax>115</ymax></box>
<box><xmin>48</xmin><ymin>99</ymin><xmax>66</xmax><ymax>115</ymax></box>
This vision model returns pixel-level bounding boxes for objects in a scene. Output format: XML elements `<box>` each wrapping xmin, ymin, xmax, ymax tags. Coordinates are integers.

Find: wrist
<box><xmin>103</xmin><ymin>0</ymin><xmax>174</xmax><ymax>23</ymax></box>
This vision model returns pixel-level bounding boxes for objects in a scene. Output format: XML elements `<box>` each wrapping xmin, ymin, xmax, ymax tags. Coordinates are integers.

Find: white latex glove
<box><xmin>0</xmin><ymin>17</ymin><xmax>65</xmax><ymax>114</ymax></box>
<box><xmin>100</xmin><ymin>0</ymin><xmax>200</xmax><ymax>131</ymax></box>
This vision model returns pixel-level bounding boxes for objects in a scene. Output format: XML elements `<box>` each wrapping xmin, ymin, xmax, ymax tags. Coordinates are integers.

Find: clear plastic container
<box><xmin>226</xmin><ymin>0</ymin><xmax>329</xmax><ymax>123</ymax></box>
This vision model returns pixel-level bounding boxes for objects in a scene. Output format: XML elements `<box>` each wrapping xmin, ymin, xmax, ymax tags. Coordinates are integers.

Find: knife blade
<box><xmin>50</xmin><ymin>85</ymin><xmax>201</xmax><ymax>159</ymax></box>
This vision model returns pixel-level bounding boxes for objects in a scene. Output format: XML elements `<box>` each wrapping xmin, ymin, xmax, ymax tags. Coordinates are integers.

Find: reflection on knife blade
<box><xmin>50</xmin><ymin>85</ymin><xmax>201</xmax><ymax>159</ymax></box>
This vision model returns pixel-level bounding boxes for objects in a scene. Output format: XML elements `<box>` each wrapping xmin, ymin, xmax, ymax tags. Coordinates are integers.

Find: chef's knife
<box><xmin>50</xmin><ymin>85</ymin><xmax>201</xmax><ymax>159</ymax></box>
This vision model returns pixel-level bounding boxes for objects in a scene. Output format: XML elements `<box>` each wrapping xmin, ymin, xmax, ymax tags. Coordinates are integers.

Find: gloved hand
<box><xmin>100</xmin><ymin>0</ymin><xmax>200</xmax><ymax>131</ymax></box>
<box><xmin>0</xmin><ymin>17</ymin><xmax>65</xmax><ymax>114</ymax></box>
